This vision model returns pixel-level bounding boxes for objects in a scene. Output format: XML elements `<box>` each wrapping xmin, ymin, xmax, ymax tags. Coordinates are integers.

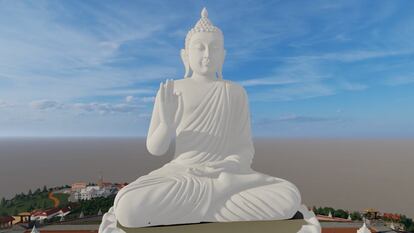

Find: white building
<box><xmin>31</xmin><ymin>208</ymin><xmax>61</xmax><ymax>221</ymax></box>
<box><xmin>73</xmin><ymin>186</ymin><xmax>112</xmax><ymax>201</ymax></box>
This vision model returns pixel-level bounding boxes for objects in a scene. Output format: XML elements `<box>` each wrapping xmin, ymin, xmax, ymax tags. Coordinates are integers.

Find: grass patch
<box><xmin>0</xmin><ymin>191</ymin><xmax>69</xmax><ymax>216</ymax></box>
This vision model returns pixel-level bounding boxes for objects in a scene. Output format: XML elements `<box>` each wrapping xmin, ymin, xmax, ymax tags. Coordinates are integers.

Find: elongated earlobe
<box><xmin>181</xmin><ymin>49</ymin><xmax>192</xmax><ymax>78</ymax></box>
<box><xmin>217</xmin><ymin>50</ymin><xmax>226</xmax><ymax>80</ymax></box>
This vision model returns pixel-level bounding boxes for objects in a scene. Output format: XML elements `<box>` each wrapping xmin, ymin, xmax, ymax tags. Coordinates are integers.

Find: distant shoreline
<box><xmin>1</xmin><ymin>138</ymin><xmax>413</xmax><ymax>218</ymax></box>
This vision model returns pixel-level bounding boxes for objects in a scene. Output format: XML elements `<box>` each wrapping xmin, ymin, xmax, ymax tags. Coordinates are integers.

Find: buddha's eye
<box><xmin>191</xmin><ymin>43</ymin><xmax>204</xmax><ymax>51</ymax></box>
<box><xmin>210</xmin><ymin>41</ymin><xmax>222</xmax><ymax>50</ymax></box>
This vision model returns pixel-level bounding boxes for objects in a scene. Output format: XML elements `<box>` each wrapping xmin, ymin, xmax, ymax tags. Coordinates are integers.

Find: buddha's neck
<box><xmin>191</xmin><ymin>73</ymin><xmax>217</xmax><ymax>83</ymax></box>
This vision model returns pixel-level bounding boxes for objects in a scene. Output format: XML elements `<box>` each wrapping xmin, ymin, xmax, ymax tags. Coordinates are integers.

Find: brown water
<box><xmin>0</xmin><ymin>138</ymin><xmax>413</xmax><ymax>218</ymax></box>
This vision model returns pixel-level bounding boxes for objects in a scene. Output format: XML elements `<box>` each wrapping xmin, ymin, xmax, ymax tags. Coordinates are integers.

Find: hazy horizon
<box><xmin>0</xmin><ymin>137</ymin><xmax>413</xmax><ymax>218</ymax></box>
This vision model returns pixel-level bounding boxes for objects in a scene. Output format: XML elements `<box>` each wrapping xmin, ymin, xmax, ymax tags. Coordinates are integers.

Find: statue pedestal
<box><xmin>117</xmin><ymin>219</ymin><xmax>308</xmax><ymax>233</ymax></box>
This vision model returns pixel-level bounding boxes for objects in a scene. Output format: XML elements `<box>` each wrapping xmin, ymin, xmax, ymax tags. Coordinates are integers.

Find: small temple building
<box><xmin>0</xmin><ymin>215</ymin><xmax>15</xmax><ymax>229</ymax></box>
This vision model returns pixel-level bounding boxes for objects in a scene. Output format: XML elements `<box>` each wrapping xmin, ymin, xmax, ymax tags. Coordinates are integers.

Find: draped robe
<box><xmin>106</xmin><ymin>80</ymin><xmax>302</xmax><ymax>229</ymax></box>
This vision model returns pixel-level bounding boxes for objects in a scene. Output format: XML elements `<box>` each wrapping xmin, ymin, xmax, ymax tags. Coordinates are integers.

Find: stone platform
<box><xmin>117</xmin><ymin>219</ymin><xmax>308</xmax><ymax>233</ymax></box>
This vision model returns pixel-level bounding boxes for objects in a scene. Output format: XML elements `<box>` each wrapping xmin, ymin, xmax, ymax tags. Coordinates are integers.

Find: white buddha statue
<box><xmin>99</xmin><ymin>8</ymin><xmax>320</xmax><ymax>233</ymax></box>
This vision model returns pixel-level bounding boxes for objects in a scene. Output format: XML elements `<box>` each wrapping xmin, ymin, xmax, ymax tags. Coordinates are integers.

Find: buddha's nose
<box><xmin>204</xmin><ymin>46</ymin><xmax>210</xmax><ymax>57</ymax></box>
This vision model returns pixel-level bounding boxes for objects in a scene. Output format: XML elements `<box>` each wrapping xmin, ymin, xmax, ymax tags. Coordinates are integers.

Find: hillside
<box><xmin>0</xmin><ymin>187</ymin><xmax>69</xmax><ymax>216</ymax></box>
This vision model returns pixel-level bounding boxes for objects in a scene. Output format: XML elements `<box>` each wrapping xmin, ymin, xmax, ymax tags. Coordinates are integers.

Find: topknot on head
<box><xmin>184</xmin><ymin>7</ymin><xmax>223</xmax><ymax>49</ymax></box>
<box><xmin>201</xmin><ymin>7</ymin><xmax>208</xmax><ymax>18</ymax></box>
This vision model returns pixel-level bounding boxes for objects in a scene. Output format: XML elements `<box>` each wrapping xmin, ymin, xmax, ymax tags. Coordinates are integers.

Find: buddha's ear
<box><xmin>217</xmin><ymin>50</ymin><xmax>226</xmax><ymax>80</ymax></box>
<box><xmin>181</xmin><ymin>49</ymin><xmax>191</xmax><ymax>78</ymax></box>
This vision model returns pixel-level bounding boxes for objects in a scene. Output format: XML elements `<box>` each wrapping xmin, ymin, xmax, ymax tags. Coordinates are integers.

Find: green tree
<box><xmin>34</xmin><ymin>188</ymin><xmax>41</xmax><ymax>195</ymax></box>
<box><xmin>28</xmin><ymin>189</ymin><xmax>32</xmax><ymax>196</ymax></box>
<box><xmin>5</xmin><ymin>200</ymin><xmax>12</xmax><ymax>208</ymax></box>
<box><xmin>321</xmin><ymin>207</ymin><xmax>335</xmax><ymax>216</ymax></box>
<box><xmin>0</xmin><ymin>197</ymin><xmax>5</xmax><ymax>207</ymax></box>
<box><xmin>42</xmin><ymin>200</ymin><xmax>48</xmax><ymax>209</ymax></box>
<box><xmin>400</xmin><ymin>215</ymin><xmax>413</xmax><ymax>231</ymax></box>
<box><xmin>315</xmin><ymin>207</ymin><xmax>323</xmax><ymax>215</ymax></box>
<box><xmin>350</xmin><ymin>211</ymin><xmax>362</xmax><ymax>221</ymax></box>
<box><xmin>334</xmin><ymin>209</ymin><xmax>348</xmax><ymax>219</ymax></box>
<box><xmin>42</xmin><ymin>185</ymin><xmax>48</xmax><ymax>193</ymax></box>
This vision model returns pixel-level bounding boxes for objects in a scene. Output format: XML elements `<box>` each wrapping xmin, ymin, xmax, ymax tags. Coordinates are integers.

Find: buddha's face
<box><xmin>187</xmin><ymin>32</ymin><xmax>224</xmax><ymax>77</ymax></box>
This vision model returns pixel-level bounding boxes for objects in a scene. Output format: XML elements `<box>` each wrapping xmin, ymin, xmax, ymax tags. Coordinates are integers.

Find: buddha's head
<box><xmin>181</xmin><ymin>8</ymin><xmax>226</xmax><ymax>79</ymax></box>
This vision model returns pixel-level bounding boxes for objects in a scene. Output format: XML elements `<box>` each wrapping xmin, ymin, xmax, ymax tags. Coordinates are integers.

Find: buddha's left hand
<box><xmin>205</xmin><ymin>160</ymin><xmax>239</xmax><ymax>172</ymax></box>
<box><xmin>186</xmin><ymin>166</ymin><xmax>224</xmax><ymax>178</ymax></box>
<box><xmin>186</xmin><ymin>160</ymin><xmax>239</xmax><ymax>178</ymax></box>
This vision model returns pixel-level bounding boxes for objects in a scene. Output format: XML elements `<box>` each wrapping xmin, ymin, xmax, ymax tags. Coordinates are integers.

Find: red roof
<box><xmin>383</xmin><ymin>213</ymin><xmax>401</xmax><ymax>220</ymax></box>
<box><xmin>102</xmin><ymin>182</ymin><xmax>112</xmax><ymax>187</ymax></box>
<box><xmin>116</xmin><ymin>183</ymin><xmax>127</xmax><ymax>190</ymax></box>
<box><xmin>31</xmin><ymin>210</ymin><xmax>43</xmax><ymax>216</ymax></box>
<box><xmin>60</xmin><ymin>206</ymin><xmax>71</xmax><ymax>213</ymax></box>
<box><xmin>0</xmin><ymin>216</ymin><xmax>15</xmax><ymax>223</ymax></box>
<box><xmin>32</xmin><ymin>208</ymin><xmax>60</xmax><ymax>217</ymax></box>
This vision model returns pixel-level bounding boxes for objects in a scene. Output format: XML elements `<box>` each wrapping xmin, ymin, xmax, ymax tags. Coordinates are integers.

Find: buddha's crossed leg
<box><xmin>114</xmin><ymin>170</ymin><xmax>301</xmax><ymax>227</ymax></box>
<box><xmin>205</xmin><ymin>171</ymin><xmax>302</xmax><ymax>221</ymax></box>
<box><xmin>114</xmin><ymin>173</ymin><xmax>213</xmax><ymax>228</ymax></box>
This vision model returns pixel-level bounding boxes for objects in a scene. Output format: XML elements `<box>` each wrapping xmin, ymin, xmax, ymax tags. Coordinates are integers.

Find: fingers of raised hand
<box><xmin>159</xmin><ymin>82</ymin><xmax>165</xmax><ymax>103</ymax></box>
<box><xmin>168</xmin><ymin>79</ymin><xmax>174</xmax><ymax>97</ymax></box>
<box><xmin>162</xmin><ymin>79</ymin><xmax>176</xmax><ymax>102</ymax></box>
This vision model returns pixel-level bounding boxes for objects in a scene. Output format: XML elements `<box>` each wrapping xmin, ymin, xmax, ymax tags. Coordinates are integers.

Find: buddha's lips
<box><xmin>201</xmin><ymin>58</ymin><xmax>210</xmax><ymax>66</ymax></box>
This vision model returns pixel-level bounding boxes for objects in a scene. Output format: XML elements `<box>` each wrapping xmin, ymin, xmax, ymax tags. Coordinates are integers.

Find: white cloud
<box><xmin>244</xmin><ymin>59</ymin><xmax>335</xmax><ymax>101</ymax></box>
<box><xmin>125</xmin><ymin>96</ymin><xmax>135</xmax><ymax>103</ymax></box>
<box><xmin>72</xmin><ymin>102</ymin><xmax>139</xmax><ymax>114</ymax></box>
<box><xmin>240</xmin><ymin>77</ymin><xmax>298</xmax><ymax>87</ymax></box>
<box><xmin>286</xmin><ymin>50</ymin><xmax>414</xmax><ymax>63</ymax></box>
<box><xmin>241</xmin><ymin>59</ymin><xmax>328</xmax><ymax>87</ymax></box>
<box><xmin>125</xmin><ymin>95</ymin><xmax>154</xmax><ymax>104</ymax></box>
<box><xmin>0</xmin><ymin>100</ymin><xmax>13</xmax><ymax>108</ymax></box>
<box><xmin>30</xmin><ymin>100</ymin><xmax>64</xmax><ymax>110</ymax></box>
<box><xmin>0</xmin><ymin>2</ymin><xmax>178</xmax><ymax>103</ymax></box>
<box><xmin>28</xmin><ymin>98</ymin><xmax>144</xmax><ymax>114</ymax></box>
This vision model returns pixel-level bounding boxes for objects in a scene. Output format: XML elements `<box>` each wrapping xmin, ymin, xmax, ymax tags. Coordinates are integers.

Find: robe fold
<box><xmin>109</xmin><ymin>80</ymin><xmax>301</xmax><ymax>229</ymax></box>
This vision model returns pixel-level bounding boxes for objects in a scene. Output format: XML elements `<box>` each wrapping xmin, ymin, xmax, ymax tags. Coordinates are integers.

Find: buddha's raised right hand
<box><xmin>146</xmin><ymin>79</ymin><xmax>181</xmax><ymax>156</ymax></box>
<box><xmin>158</xmin><ymin>79</ymin><xmax>180</xmax><ymax>128</ymax></box>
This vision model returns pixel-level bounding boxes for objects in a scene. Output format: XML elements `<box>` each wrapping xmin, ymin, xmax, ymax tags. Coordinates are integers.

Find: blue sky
<box><xmin>0</xmin><ymin>0</ymin><xmax>413</xmax><ymax>138</ymax></box>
